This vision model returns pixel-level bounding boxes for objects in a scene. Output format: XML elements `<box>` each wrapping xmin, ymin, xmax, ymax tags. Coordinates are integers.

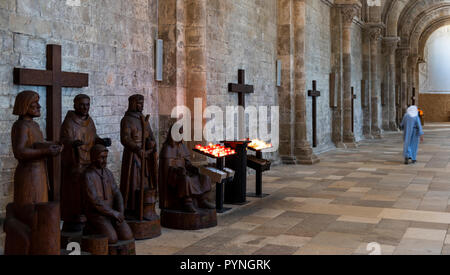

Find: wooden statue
<box><xmin>159</xmin><ymin>125</ymin><xmax>217</xmax><ymax>230</ymax></box>
<box><xmin>4</xmin><ymin>90</ymin><xmax>63</xmax><ymax>255</ymax></box>
<box><xmin>119</xmin><ymin>94</ymin><xmax>160</xmax><ymax>240</ymax></box>
<box><xmin>82</xmin><ymin>144</ymin><xmax>134</xmax><ymax>250</ymax></box>
<box><xmin>60</xmin><ymin>94</ymin><xmax>111</xmax><ymax>232</ymax></box>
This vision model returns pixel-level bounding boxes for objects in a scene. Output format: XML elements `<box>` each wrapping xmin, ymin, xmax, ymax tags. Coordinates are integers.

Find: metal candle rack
<box><xmin>247</xmin><ymin>145</ymin><xmax>272</xmax><ymax>198</ymax></box>
<box><xmin>192</xmin><ymin>147</ymin><xmax>235</xmax><ymax>213</ymax></box>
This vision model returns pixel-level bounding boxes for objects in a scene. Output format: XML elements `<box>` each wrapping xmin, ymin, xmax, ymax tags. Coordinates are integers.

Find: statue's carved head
<box><xmin>13</xmin><ymin>90</ymin><xmax>41</xmax><ymax>118</ymax></box>
<box><xmin>128</xmin><ymin>94</ymin><xmax>145</xmax><ymax>113</ymax></box>
<box><xmin>74</xmin><ymin>94</ymin><xmax>91</xmax><ymax>118</ymax></box>
<box><xmin>90</xmin><ymin>144</ymin><xmax>109</xmax><ymax>169</ymax></box>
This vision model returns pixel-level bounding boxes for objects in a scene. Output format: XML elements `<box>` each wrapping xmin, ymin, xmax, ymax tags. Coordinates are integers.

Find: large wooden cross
<box><xmin>351</xmin><ymin>87</ymin><xmax>357</xmax><ymax>133</ymax></box>
<box><xmin>228</xmin><ymin>69</ymin><xmax>254</xmax><ymax>139</ymax></box>
<box><xmin>308</xmin><ymin>80</ymin><xmax>321</xmax><ymax>148</ymax></box>
<box><xmin>13</xmin><ymin>44</ymin><xmax>89</xmax><ymax>201</ymax></box>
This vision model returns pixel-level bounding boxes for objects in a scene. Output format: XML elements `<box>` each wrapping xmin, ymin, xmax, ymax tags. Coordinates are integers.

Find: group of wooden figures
<box><xmin>3</xmin><ymin>91</ymin><xmax>220</xmax><ymax>255</ymax></box>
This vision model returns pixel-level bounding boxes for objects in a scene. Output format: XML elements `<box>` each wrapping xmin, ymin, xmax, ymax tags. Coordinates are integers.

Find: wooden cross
<box><xmin>411</xmin><ymin>87</ymin><xmax>416</xmax><ymax>105</ymax></box>
<box><xmin>13</xmin><ymin>44</ymin><xmax>89</xmax><ymax>201</ymax></box>
<box><xmin>351</xmin><ymin>87</ymin><xmax>357</xmax><ymax>133</ymax></box>
<box><xmin>308</xmin><ymin>80</ymin><xmax>321</xmax><ymax>148</ymax></box>
<box><xmin>228</xmin><ymin>69</ymin><xmax>254</xmax><ymax>139</ymax></box>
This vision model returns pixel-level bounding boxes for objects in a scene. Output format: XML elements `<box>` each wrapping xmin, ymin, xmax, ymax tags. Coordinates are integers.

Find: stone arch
<box><xmin>418</xmin><ymin>18</ymin><xmax>450</xmax><ymax>58</ymax></box>
<box><xmin>398</xmin><ymin>2</ymin><xmax>450</xmax><ymax>45</ymax></box>
<box><xmin>406</xmin><ymin>7</ymin><xmax>450</xmax><ymax>54</ymax></box>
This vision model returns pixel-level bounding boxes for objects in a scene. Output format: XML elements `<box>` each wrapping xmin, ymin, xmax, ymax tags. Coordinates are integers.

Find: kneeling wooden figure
<box><xmin>82</xmin><ymin>144</ymin><xmax>136</xmax><ymax>255</ymax></box>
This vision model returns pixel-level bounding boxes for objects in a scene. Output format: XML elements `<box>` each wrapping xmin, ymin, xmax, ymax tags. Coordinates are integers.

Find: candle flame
<box><xmin>195</xmin><ymin>144</ymin><xmax>236</xmax><ymax>158</ymax></box>
<box><xmin>248</xmin><ymin>139</ymin><xmax>273</xmax><ymax>150</ymax></box>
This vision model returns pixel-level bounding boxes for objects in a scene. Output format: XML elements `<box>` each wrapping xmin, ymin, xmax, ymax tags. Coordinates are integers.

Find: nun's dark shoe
<box><xmin>404</xmin><ymin>158</ymin><xmax>409</xmax><ymax>165</ymax></box>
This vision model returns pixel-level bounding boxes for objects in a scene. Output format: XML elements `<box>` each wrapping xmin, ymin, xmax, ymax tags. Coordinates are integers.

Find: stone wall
<box><xmin>206</xmin><ymin>0</ymin><xmax>279</xmax><ymax>159</ymax></box>
<box><xmin>305</xmin><ymin>0</ymin><xmax>333</xmax><ymax>153</ymax></box>
<box><xmin>419</xmin><ymin>94</ymin><xmax>450</xmax><ymax>122</ymax></box>
<box><xmin>351</xmin><ymin>24</ymin><xmax>364</xmax><ymax>141</ymax></box>
<box><xmin>0</xmin><ymin>0</ymin><xmax>159</xmax><ymax>219</ymax></box>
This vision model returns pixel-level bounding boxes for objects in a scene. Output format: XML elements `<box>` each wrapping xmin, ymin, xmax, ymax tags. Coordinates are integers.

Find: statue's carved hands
<box><xmin>147</xmin><ymin>140</ymin><xmax>156</xmax><ymax>151</ymax></box>
<box><xmin>72</xmin><ymin>140</ymin><xmax>84</xmax><ymax>148</ymax></box>
<box><xmin>176</xmin><ymin>166</ymin><xmax>187</xmax><ymax>176</ymax></box>
<box><xmin>139</xmin><ymin>148</ymin><xmax>155</xmax><ymax>159</ymax></box>
<box><xmin>102</xmin><ymin>138</ymin><xmax>112</xmax><ymax>147</ymax></box>
<box><xmin>186</xmin><ymin>163</ymin><xmax>198</xmax><ymax>174</ymax></box>
<box><xmin>47</xmin><ymin>144</ymin><xmax>63</xmax><ymax>156</ymax></box>
<box><xmin>113</xmin><ymin>211</ymin><xmax>125</xmax><ymax>224</ymax></box>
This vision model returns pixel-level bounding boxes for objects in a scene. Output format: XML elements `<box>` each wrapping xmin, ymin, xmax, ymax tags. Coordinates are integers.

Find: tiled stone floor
<box><xmin>136</xmin><ymin>123</ymin><xmax>450</xmax><ymax>255</ymax></box>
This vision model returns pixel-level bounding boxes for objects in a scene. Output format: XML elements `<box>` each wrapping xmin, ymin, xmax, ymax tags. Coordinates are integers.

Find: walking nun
<box><xmin>401</xmin><ymin>106</ymin><xmax>424</xmax><ymax>165</ymax></box>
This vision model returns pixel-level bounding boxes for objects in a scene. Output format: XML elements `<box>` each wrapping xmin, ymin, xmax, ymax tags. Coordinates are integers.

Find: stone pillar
<box><xmin>408</xmin><ymin>54</ymin><xmax>418</xmax><ymax>106</ymax></box>
<box><xmin>184</xmin><ymin>0</ymin><xmax>207</xmax><ymax>158</ymax></box>
<box><xmin>383</xmin><ymin>37</ymin><xmax>400</xmax><ymax>130</ymax></box>
<box><xmin>293</xmin><ymin>0</ymin><xmax>319</xmax><ymax>164</ymax></box>
<box><xmin>340</xmin><ymin>4</ymin><xmax>360</xmax><ymax>147</ymax></box>
<box><xmin>158</xmin><ymin>0</ymin><xmax>207</xmax><ymax>152</ymax></box>
<box><xmin>398</xmin><ymin>48</ymin><xmax>410</xmax><ymax>116</ymax></box>
<box><xmin>331</xmin><ymin>6</ymin><xmax>344</xmax><ymax>148</ymax></box>
<box><xmin>158</xmin><ymin>0</ymin><xmax>187</xmax><ymax>143</ymax></box>
<box><xmin>362</xmin><ymin>27</ymin><xmax>372</xmax><ymax>138</ymax></box>
<box><xmin>416</xmin><ymin>57</ymin><xmax>425</xmax><ymax>106</ymax></box>
<box><xmin>368</xmin><ymin>24</ymin><xmax>384</xmax><ymax>139</ymax></box>
<box><xmin>277</xmin><ymin>0</ymin><xmax>296</xmax><ymax>164</ymax></box>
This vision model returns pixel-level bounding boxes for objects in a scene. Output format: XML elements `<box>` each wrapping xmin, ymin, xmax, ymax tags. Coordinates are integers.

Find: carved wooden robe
<box><xmin>83</xmin><ymin>167</ymin><xmax>133</xmax><ymax>244</ymax></box>
<box><xmin>11</xmin><ymin>119</ymin><xmax>48</xmax><ymax>205</ymax></box>
<box><xmin>159</xmin><ymin>140</ymin><xmax>211</xmax><ymax>210</ymax></box>
<box><xmin>60</xmin><ymin>111</ymin><xmax>100</xmax><ymax>223</ymax></box>
<box><xmin>119</xmin><ymin>111</ymin><xmax>157</xmax><ymax>214</ymax></box>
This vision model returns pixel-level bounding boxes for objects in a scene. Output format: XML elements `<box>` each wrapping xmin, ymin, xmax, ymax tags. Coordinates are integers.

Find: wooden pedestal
<box><xmin>61</xmin><ymin>231</ymin><xmax>136</xmax><ymax>255</ymax></box>
<box><xmin>127</xmin><ymin>219</ymin><xmax>161</xmax><ymax>240</ymax></box>
<box><xmin>60</xmin><ymin>249</ymin><xmax>91</xmax><ymax>255</ymax></box>
<box><xmin>61</xmin><ymin>230</ymin><xmax>83</xmax><ymax>249</ymax></box>
<box><xmin>108</xmin><ymin>239</ymin><xmax>136</xmax><ymax>255</ymax></box>
<box><xmin>81</xmin><ymin>235</ymin><xmax>109</xmax><ymax>255</ymax></box>
<box><xmin>160</xmin><ymin>209</ymin><xmax>217</xmax><ymax>230</ymax></box>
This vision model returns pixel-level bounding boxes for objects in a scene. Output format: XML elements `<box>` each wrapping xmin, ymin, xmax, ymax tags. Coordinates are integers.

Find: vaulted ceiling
<box><xmin>380</xmin><ymin>0</ymin><xmax>450</xmax><ymax>57</ymax></box>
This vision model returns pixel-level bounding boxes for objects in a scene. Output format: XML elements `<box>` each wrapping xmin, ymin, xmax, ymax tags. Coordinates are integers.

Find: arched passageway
<box><xmin>419</xmin><ymin>25</ymin><xmax>450</xmax><ymax>122</ymax></box>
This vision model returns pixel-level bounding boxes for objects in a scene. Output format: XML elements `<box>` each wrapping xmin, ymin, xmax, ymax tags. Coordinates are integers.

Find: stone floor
<box><xmin>136</xmin><ymin>123</ymin><xmax>450</xmax><ymax>255</ymax></box>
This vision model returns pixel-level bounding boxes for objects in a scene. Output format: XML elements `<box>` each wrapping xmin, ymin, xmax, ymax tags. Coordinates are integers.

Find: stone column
<box><xmin>277</xmin><ymin>0</ymin><xmax>296</xmax><ymax>164</ymax></box>
<box><xmin>293</xmin><ymin>0</ymin><xmax>319</xmax><ymax>164</ymax></box>
<box><xmin>340</xmin><ymin>4</ymin><xmax>360</xmax><ymax>147</ymax></box>
<box><xmin>331</xmin><ymin>6</ymin><xmax>344</xmax><ymax>148</ymax></box>
<box><xmin>408</xmin><ymin>54</ymin><xmax>418</xmax><ymax>106</ymax></box>
<box><xmin>383</xmin><ymin>37</ymin><xmax>400</xmax><ymax>130</ymax></box>
<box><xmin>185</xmin><ymin>0</ymin><xmax>207</xmax><ymax>158</ymax></box>
<box><xmin>398</xmin><ymin>48</ymin><xmax>410</xmax><ymax>116</ymax></box>
<box><xmin>368</xmin><ymin>23</ymin><xmax>384</xmax><ymax>139</ymax></box>
<box><xmin>159</xmin><ymin>0</ymin><xmax>207</xmax><ymax>154</ymax></box>
<box><xmin>416</xmin><ymin>57</ymin><xmax>425</xmax><ymax>106</ymax></box>
<box><xmin>158</xmin><ymin>0</ymin><xmax>187</xmax><ymax>143</ymax></box>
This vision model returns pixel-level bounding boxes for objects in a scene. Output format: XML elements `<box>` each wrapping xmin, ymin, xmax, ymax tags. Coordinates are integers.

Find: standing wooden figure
<box><xmin>60</xmin><ymin>94</ymin><xmax>111</xmax><ymax>232</ymax></box>
<box><xmin>119</xmin><ymin>95</ymin><xmax>160</xmax><ymax>239</ymax></box>
<box><xmin>4</xmin><ymin>91</ymin><xmax>63</xmax><ymax>255</ymax></box>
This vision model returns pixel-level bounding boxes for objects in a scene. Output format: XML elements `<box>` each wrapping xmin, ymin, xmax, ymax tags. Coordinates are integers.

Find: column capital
<box><xmin>365</xmin><ymin>23</ymin><xmax>385</xmax><ymax>42</ymax></box>
<box><xmin>397</xmin><ymin>47</ymin><xmax>410</xmax><ymax>57</ymax></box>
<box><xmin>382</xmin><ymin>37</ymin><xmax>400</xmax><ymax>55</ymax></box>
<box><xmin>418</xmin><ymin>57</ymin><xmax>426</xmax><ymax>64</ymax></box>
<box><xmin>339</xmin><ymin>4</ymin><xmax>361</xmax><ymax>24</ymax></box>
